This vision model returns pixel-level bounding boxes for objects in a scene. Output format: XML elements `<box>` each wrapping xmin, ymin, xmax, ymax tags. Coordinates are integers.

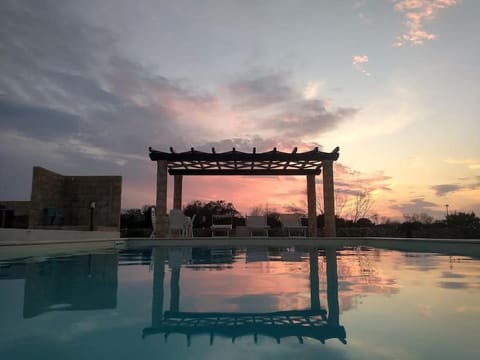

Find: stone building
<box><xmin>0</xmin><ymin>167</ymin><xmax>121</xmax><ymax>231</ymax></box>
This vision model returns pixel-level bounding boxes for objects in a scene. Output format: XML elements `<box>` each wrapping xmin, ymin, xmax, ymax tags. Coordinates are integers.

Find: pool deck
<box><xmin>0</xmin><ymin>236</ymin><xmax>479</xmax><ymax>260</ymax></box>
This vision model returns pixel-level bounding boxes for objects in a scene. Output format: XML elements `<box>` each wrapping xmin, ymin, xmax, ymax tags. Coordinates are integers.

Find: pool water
<box><xmin>0</xmin><ymin>245</ymin><xmax>479</xmax><ymax>359</ymax></box>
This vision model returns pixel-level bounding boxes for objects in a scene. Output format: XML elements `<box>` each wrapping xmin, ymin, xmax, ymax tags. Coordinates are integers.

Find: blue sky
<box><xmin>0</xmin><ymin>0</ymin><xmax>479</xmax><ymax>220</ymax></box>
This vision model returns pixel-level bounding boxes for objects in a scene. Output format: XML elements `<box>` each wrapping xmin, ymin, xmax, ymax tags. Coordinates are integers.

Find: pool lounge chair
<box><xmin>211</xmin><ymin>214</ymin><xmax>233</xmax><ymax>237</ymax></box>
<box><xmin>279</xmin><ymin>214</ymin><xmax>307</xmax><ymax>238</ymax></box>
<box><xmin>245</xmin><ymin>215</ymin><xmax>269</xmax><ymax>238</ymax></box>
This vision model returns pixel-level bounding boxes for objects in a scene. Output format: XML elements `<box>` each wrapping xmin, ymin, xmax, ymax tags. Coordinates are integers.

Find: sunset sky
<box><xmin>1</xmin><ymin>0</ymin><xmax>479</xmax><ymax>220</ymax></box>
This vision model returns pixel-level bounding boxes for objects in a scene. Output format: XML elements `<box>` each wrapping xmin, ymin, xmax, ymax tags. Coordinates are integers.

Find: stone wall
<box><xmin>0</xmin><ymin>201</ymin><xmax>30</xmax><ymax>228</ymax></box>
<box><xmin>28</xmin><ymin>167</ymin><xmax>122</xmax><ymax>231</ymax></box>
<box><xmin>29</xmin><ymin>167</ymin><xmax>65</xmax><ymax>228</ymax></box>
<box><xmin>63</xmin><ymin>175</ymin><xmax>122</xmax><ymax>229</ymax></box>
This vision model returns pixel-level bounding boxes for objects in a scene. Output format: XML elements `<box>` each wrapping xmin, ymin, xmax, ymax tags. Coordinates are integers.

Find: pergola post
<box><xmin>326</xmin><ymin>248</ymin><xmax>339</xmax><ymax>326</ymax></box>
<box><xmin>155</xmin><ymin>160</ymin><xmax>168</xmax><ymax>237</ymax></box>
<box><xmin>170</xmin><ymin>266</ymin><xmax>181</xmax><ymax>312</ymax></box>
<box><xmin>309</xmin><ymin>249</ymin><xmax>320</xmax><ymax>311</ymax></box>
<box><xmin>173</xmin><ymin>175</ymin><xmax>183</xmax><ymax>210</ymax></box>
<box><xmin>322</xmin><ymin>160</ymin><xmax>336</xmax><ymax>237</ymax></box>
<box><xmin>307</xmin><ymin>174</ymin><xmax>317</xmax><ymax>237</ymax></box>
<box><xmin>151</xmin><ymin>248</ymin><xmax>166</xmax><ymax>327</ymax></box>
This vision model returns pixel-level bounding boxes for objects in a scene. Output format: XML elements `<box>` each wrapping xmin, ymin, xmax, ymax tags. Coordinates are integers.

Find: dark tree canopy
<box><xmin>183</xmin><ymin>200</ymin><xmax>240</xmax><ymax>228</ymax></box>
<box><xmin>120</xmin><ymin>205</ymin><xmax>154</xmax><ymax>229</ymax></box>
<box><xmin>446</xmin><ymin>212</ymin><xmax>479</xmax><ymax>228</ymax></box>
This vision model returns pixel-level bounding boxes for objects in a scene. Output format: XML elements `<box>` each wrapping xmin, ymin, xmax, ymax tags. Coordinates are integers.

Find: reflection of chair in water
<box><xmin>279</xmin><ymin>214</ymin><xmax>307</xmax><ymax>237</ymax></box>
<box><xmin>209</xmin><ymin>247</ymin><xmax>233</xmax><ymax>263</ymax></box>
<box><xmin>210</xmin><ymin>214</ymin><xmax>233</xmax><ymax>237</ymax></box>
<box><xmin>168</xmin><ymin>247</ymin><xmax>192</xmax><ymax>268</ymax></box>
<box><xmin>245</xmin><ymin>215</ymin><xmax>269</xmax><ymax>237</ymax></box>
<box><xmin>168</xmin><ymin>209</ymin><xmax>187</xmax><ymax>237</ymax></box>
<box><xmin>246</xmin><ymin>247</ymin><xmax>270</xmax><ymax>263</ymax></box>
<box><xmin>280</xmin><ymin>247</ymin><xmax>304</xmax><ymax>262</ymax></box>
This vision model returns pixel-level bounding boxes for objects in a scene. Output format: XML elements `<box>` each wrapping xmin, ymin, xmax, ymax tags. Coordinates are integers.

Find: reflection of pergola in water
<box><xmin>149</xmin><ymin>146</ymin><xmax>340</xmax><ymax>237</ymax></box>
<box><xmin>142</xmin><ymin>248</ymin><xmax>346</xmax><ymax>345</ymax></box>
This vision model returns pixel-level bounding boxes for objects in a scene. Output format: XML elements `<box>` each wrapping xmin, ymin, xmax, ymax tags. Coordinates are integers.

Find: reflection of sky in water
<box><xmin>0</xmin><ymin>247</ymin><xmax>478</xmax><ymax>359</ymax></box>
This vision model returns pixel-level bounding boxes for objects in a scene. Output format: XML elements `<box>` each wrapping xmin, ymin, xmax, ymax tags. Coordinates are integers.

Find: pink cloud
<box><xmin>393</xmin><ymin>0</ymin><xmax>460</xmax><ymax>47</ymax></box>
<box><xmin>352</xmin><ymin>55</ymin><xmax>369</xmax><ymax>65</ymax></box>
<box><xmin>352</xmin><ymin>55</ymin><xmax>371</xmax><ymax>76</ymax></box>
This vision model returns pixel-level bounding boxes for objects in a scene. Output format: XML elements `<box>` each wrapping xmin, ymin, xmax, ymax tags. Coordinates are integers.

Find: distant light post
<box><xmin>89</xmin><ymin>201</ymin><xmax>96</xmax><ymax>231</ymax></box>
<box><xmin>445</xmin><ymin>204</ymin><xmax>449</xmax><ymax>217</ymax></box>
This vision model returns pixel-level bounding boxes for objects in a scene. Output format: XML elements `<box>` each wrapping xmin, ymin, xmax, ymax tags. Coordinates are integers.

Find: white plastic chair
<box><xmin>184</xmin><ymin>214</ymin><xmax>196</xmax><ymax>238</ymax></box>
<box><xmin>168</xmin><ymin>209</ymin><xmax>187</xmax><ymax>237</ymax></box>
<box><xmin>246</xmin><ymin>215</ymin><xmax>269</xmax><ymax>237</ymax></box>
<box><xmin>211</xmin><ymin>214</ymin><xmax>233</xmax><ymax>237</ymax></box>
<box><xmin>279</xmin><ymin>214</ymin><xmax>307</xmax><ymax>237</ymax></box>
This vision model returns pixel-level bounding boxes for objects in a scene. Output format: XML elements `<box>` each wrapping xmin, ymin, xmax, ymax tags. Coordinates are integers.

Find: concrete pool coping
<box><xmin>1</xmin><ymin>236</ymin><xmax>479</xmax><ymax>260</ymax></box>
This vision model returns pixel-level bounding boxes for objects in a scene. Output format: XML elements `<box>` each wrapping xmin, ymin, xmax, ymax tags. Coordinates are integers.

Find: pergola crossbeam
<box><xmin>149</xmin><ymin>147</ymin><xmax>339</xmax><ymax>176</ymax></box>
<box><xmin>168</xmin><ymin>169</ymin><xmax>321</xmax><ymax>176</ymax></box>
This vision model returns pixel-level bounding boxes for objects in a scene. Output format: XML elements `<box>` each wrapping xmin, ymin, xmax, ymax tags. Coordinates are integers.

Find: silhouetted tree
<box><xmin>121</xmin><ymin>205</ymin><xmax>155</xmax><ymax>229</ymax></box>
<box><xmin>344</xmin><ymin>191</ymin><xmax>374</xmax><ymax>222</ymax></box>
<box><xmin>356</xmin><ymin>217</ymin><xmax>374</xmax><ymax>227</ymax></box>
<box><xmin>446</xmin><ymin>211</ymin><xmax>479</xmax><ymax>227</ymax></box>
<box><xmin>183</xmin><ymin>200</ymin><xmax>240</xmax><ymax>228</ymax></box>
<box><xmin>446</xmin><ymin>211</ymin><xmax>480</xmax><ymax>237</ymax></box>
<box><xmin>404</xmin><ymin>213</ymin><xmax>434</xmax><ymax>224</ymax></box>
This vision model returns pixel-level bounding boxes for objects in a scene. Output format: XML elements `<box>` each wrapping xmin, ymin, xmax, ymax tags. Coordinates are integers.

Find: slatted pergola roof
<box><xmin>143</xmin><ymin>310</ymin><xmax>346</xmax><ymax>344</ymax></box>
<box><xmin>149</xmin><ymin>146</ymin><xmax>340</xmax><ymax>176</ymax></box>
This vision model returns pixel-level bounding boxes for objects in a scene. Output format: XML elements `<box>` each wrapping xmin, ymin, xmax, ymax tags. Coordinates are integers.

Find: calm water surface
<box><xmin>0</xmin><ymin>245</ymin><xmax>479</xmax><ymax>359</ymax></box>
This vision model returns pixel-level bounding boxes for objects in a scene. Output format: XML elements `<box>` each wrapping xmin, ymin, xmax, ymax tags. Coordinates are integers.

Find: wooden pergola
<box><xmin>149</xmin><ymin>146</ymin><xmax>340</xmax><ymax>237</ymax></box>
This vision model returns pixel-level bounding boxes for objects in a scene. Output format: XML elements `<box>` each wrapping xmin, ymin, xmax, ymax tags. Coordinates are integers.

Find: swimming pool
<box><xmin>0</xmin><ymin>243</ymin><xmax>479</xmax><ymax>359</ymax></box>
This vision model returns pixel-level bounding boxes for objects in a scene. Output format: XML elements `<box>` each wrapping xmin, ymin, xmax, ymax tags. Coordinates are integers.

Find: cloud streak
<box><xmin>393</xmin><ymin>0</ymin><xmax>460</xmax><ymax>47</ymax></box>
<box><xmin>443</xmin><ymin>158</ymin><xmax>480</xmax><ymax>170</ymax></box>
<box><xmin>333</xmin><ymin>163</ymin><xmax>393</xmax><ymax>197</ymax></box>
<box><xmin>228</xmin><ymin>72</ymin><xmax>294</xmax><ymax>109</ymax></box>
<box><xmin>0</xmin><ymin>98</ymin><xmax>80</xmax><ymax>140</ymax></box>
<box><xmin>389</xmin><ymin>197</ymin><xmax>440</xmax><ymax>215</ymax></box>
<box><xmin>266</xmin><ymin>100</ymin><xmax>358</xmax><ymax>137</ymax></box>
<box><xmin>226</xmin><ymin>71</ymin><xmax>358</xmax><ymax>138</ymax></box>
<box><xmin>432</xmin><ymin>177</ymin><xmax>480</xmax><ymax>196</ymax></box>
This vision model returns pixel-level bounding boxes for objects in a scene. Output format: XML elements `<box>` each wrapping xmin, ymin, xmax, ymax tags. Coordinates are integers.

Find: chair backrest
<box><xmin>279</xmin><ymin>214</ymin><xmax>302</xmax><ymax>227</ymax></box>
<box><xmin>190</xmin><ymin>214</ymin><xmax>197</xmax><ymax>226</ymax></box>
<box><xmin>169</xmin><ymin>209</ymin><xmax>186</xmax><ymax>230</ymax></box>
<box><xmin>212</xmin><ymin>214</ymin><xmax>233</xmax><ymax>225</ymax></box>
<box><xmin>246</xmin><ymin>215</ymin><xmax>267</xmax><ymax>227</ymax></box>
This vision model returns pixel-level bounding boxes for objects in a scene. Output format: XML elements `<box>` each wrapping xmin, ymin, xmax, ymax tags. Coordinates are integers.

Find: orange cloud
<box><xmin>393</xmin><ymin>0</ymin><xmax>460</xmax><ymax>47</ymax></box>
